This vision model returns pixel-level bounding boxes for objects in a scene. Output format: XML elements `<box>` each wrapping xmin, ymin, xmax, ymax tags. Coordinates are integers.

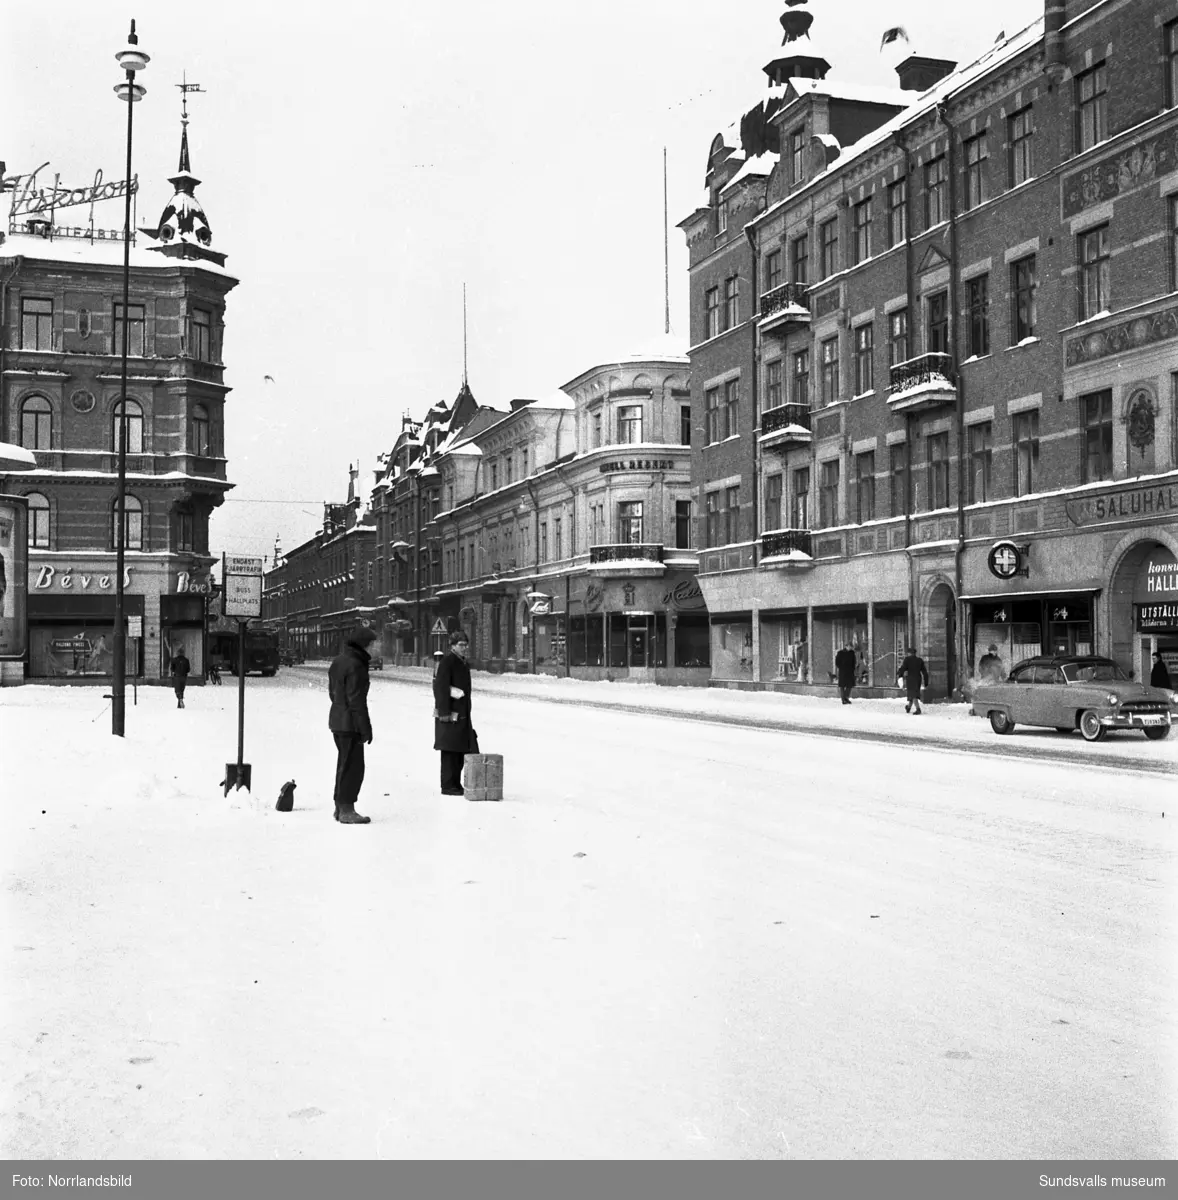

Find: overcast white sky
<box><xmin>3</xmin><ymin>0</ymin><xmax>1039</xmax><ymax>561</ymax></box>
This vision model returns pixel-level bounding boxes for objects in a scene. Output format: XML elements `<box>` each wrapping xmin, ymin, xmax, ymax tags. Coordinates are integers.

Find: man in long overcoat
<box><xmin>897</xmin><ymin>645</ymin><xmax>930</xmax><ymax>715</ymax></box>
<box><xmin>433</xmin><ymin>629</ymin><xmax>476</xmax><ymax>796</ymax></box>
<box><xmin>834</xmin><ymin>642</ymin><xmax>858</xmax><ymax>705</ymax></box>
<box><xmin>328</xmin><ymin>624</ymin><xmax>376</xmax><ymax>824</ymax></box>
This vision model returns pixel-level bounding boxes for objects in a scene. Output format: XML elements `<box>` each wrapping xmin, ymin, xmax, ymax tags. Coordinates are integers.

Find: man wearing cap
<box><xmin>328</xmin><ymin>623</ymin><xmax>377</xmax><ymax>824</ymax></box>
<box><xmin>433</xmin><ymin>629</ymin><xmax>476</xmax><ymax>796</ymax></box>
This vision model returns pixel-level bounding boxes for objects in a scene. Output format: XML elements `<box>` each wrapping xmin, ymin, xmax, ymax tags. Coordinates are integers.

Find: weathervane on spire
<box><xmin>175</xmin><ymin>73</ymin><xmax>206</xmax><ymax>172</ymax></box>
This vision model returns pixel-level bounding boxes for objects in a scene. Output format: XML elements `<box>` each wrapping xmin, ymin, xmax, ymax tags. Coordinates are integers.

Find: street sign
<box><xmin>431</xmin><ymin>618</ymin><xmax>447</xmax><ymax>635</ymax></box>
<box><xmin>225</xmin><ymin>555</ymin><xmax>263</xmax><ymax>575</ymax></box>
<box><xmin>223</xmin><ymin>554</ymin><xmax>263</xmax><ymax>619</ymax></box>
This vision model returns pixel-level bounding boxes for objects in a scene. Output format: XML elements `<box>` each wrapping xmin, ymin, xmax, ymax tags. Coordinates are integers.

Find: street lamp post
<box><xmin>111</xmin><ymin>19</ymin><xmax>149</xmax><ymax>738</ymax></box>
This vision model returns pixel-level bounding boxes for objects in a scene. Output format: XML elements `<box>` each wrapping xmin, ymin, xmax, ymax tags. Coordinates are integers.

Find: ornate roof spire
<box><xmin>142</xmin><ymin>74</ymin><xmax>226</xmax><ymax>266</ymax></box>
<box><xmin>764</xmin><ymin>0</ymin><xmax>831</xmax><ymax>86</ymax></box>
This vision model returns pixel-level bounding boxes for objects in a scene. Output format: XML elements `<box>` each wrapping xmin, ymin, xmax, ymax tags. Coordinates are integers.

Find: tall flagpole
<box><xmin>462</xmin><ymin>283</ymin><xmax>468</xmax><ymax>386</ymax></box>
<box><xmin>663</xmin><ymin>147</ymin><xmax>671</xmax><ymax>336</ymax></box>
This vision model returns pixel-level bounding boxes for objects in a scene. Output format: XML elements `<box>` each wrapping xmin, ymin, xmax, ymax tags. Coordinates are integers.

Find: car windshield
<box><xmin>1061</xmin><ymin>661</ymin><xmax>1128</xmax><ymax>684</ymax></box>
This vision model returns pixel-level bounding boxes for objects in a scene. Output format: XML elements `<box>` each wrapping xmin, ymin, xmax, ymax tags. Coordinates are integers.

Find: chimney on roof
<box><xmin>894</xmin><ymin>54</ymin><xmax>957</xmax><ymax>91</ymax></box>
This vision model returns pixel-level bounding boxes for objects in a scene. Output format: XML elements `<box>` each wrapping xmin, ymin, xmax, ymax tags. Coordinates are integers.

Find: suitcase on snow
<box><xmin>463</xmin><ymin>754</ymin><xmax>503</xmax><ymax>802</ymax></box>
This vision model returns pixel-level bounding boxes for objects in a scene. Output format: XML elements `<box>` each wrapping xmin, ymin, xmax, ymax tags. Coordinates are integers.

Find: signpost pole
<box><xmin>236</xmin><ymin>617</ymin><xmax>247</xmax><ymax>781</ymax></box>
<box><xmin>220</xmin><ymin>554</ymin><xmax>261</xmax><ymax>795</ymax></box>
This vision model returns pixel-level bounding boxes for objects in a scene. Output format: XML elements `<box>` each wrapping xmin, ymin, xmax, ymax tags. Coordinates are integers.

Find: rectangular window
<box><xmin>680</xmin><ymin>404</ymin><xmax>692</xmax><ymax>446</ymax></box>
<box><xmin>765</xmin><ymin>359</ymin><xmax>783</xmax><ymax>410</ymax></box>
<box><xmin>504</xmin><ymin>454</ymin><xmax>513</xmax><ymax>485</ymax></box>
<box><xmin>675</xmin><ymin>500</ymin><xmax>692</xmax><ymax>549</ymax></box>
<box><xmin>1011</xmin><ymin>255</ymin><xmax>1037</xmax><ymax>342</ymax></box>
<box><xmin>925</xmin><ymin>156</ymin><xmax>947</xmax><ymax>228</ymax></box>
<box><xmin>967</xmin><ymin>275</ymin><xmax>990</xmax><ymax>357</ymax></box>
<box><xmin>854</xmin><ymin>324</ymin><xmax>874</xmax><ymax>394</ymax></box>
<box><xmin>765</xmin><ymin>250</ymin><xmax>782</xmax><ymax>293</ymax></box>
<box><xmin>1168</xmin><ymin>21</ymin><xmax>1178</xmax><ymax>109</ymax></box>
<box><xmin>819</xmin><ymin>218</ymin><xmax>838</xmax><ymax>278</ymax></box>
<box><xmin>1171</xmin><ymin>196</ymin><xmax>1178</xmax><ymax>293</ymax></box>
<box><xmin>889</xmin><ymin>308</ymin><xmax>909</xmax><ymax>367</ymax></box>
<box><xmin>724</xmin><ymin>486</ymin><xmax>740</xmax><ymax>544</ymax></box>
<box><xmin>790</xmin><ymin>129</ymin><xmax>805</xmax><ymax>184</ymax></box>
<box><xmin>705</xmin><ymin>491</ymin><xmax>721</xmax><ymax>547</ymax></box>
<box><xmin>724</xmin><ymin>378</ymin><xmax>740</xmax><ymax>438</ymax></box>
<box><xmin>1009</xmin><ymin>106</ymin><xmax>1034</xmax><ymax>186</ymax></box>
<box><xmin>540</xmin><ymin>522</ymin><xmax>549</xmax><ymax>561</ymax></box>
<box><xmin>192</xmin><ymin>308</ymin><xmax>212</xmax><ymax>361</ymax></box>
<box><xmin>852</xmin><ymin>198</ymin><xmax>872</xmax><ymax>265</ymax></box>
<box><xmin>520</xmin><ymin>446</ymin><xmax>528</xmax><ymax>476</ymax></box>
<box><xmin>926</xmin><ymin>432</ymin><xmax>950</xmax><ymax>510</ymax></box>
<box><xmin>764</xmin><ymin>473</ymin><xmax>783</xmax><ymax>531</ymax></box>
<box><xmin>820</xmin><ymin>337</ymin><xmax>839</xmax><ymax>405</ymax></box>
<box><xmin>1075</xmin><ymin>63</ymin><xmax>1108</xmax><ymax>153</ymax></box>
<box><xmin>554</xmin><ymin>517</ymin><xmax>562</xmax><ymax>560</ymax></box>
<box><xmin>855</xmin><ymin>452</ymin><xmax>875</xmax><ymax>524</ymax></box>
<box><xmin>189</xmin><ymin>406</ymin><xmax>211</xmax><ymax>456</ymax></box>
<box><xmin>1077</xmin><ymin>225</ymin><xmax>1110</xmax><ymax>321</ymax></box>
<box><xmin>963</xmin><ymin>133</ymin><xmax>987</xmax><ymax>209</ymax></box>
<box><xmin>113</xmin><ymin>301</ymin><xmax>145</xmax><ymax>357</ymax></box>
<box><xmin>705</xmin><ymin>387</ymin><xmax>721</xmax><ymax>443</ymax></box>
<box><xmin>490</xmin><ymin>462</ymin><xmax>498</xmax><ymax>490</ymax></box>
<box><xmin>29</xmin><ymin>499</ymin><xmax>50</xmax><ymax>549</ymax></box>
<box><xmin>617</xmin><ymin>500</ymin><xmax>643</xmax><ymax>544</ymax></box>
<box><xmin>792</xmin><ymin>348</ymin><xmax>810</xmax><ymax>407</ymax></box>
<box><xmin>819</xmin><ymin>459</ymin><xmax>840</xmax><ymax>528</ymax></box>
<box><xmin>1081</xmin><ymin>389</ymin><xmax>1113</xmax><ymax>482</ymax></box>
<box><xmin>968</xmin><ymin>421</ymin><xmax>992</xmax><ymax>503</ymax></box>
<box><xmin>21</xmin><ymin>297</ymin><xmax>53</xmax><ymax>350</ymax></box>
<box><xmin>724</xmin><ymin>276</ymin><xmax>739</xmax><ymax>330</ymax></box>
<box><xmin>890</xmin><ymin>443</ymin><xmax>908</xmax><ymax>516</ymax></box>
<box><xmin>927</xmin><ymin>291</ymin><xmax>949</xmax><ymax>355</ymax></box>
<box><xmin>791</xmin><ymin>234</ymin><xmax>809</xmax><ymax>285</ymax></box>
<box><xmin>792</xmin><ymin>467</ymin><xmax>810</xmax><ymax>529</ymax></box>
<box><xmin>718</xmin><ymin>198</ymin><xmax>729</xmax><ymax>234</ymax></box>
<box><xmin>705</xmin><ymin>287</ymin><xmax>720</xmax><ymax>339</ymax></box>
<box><xmin>177</xmin><ymin>510</ymin><xmax>194</xmax><ymax>553</ymax></box>
<box><xmin>887</xmin><ymin>179</ymin><xmax>907</xmax><ymax>247</ymax></box>
<box><xmin>618</xmin><ymin>404</ymin><xmax>644</xmax><ymax>444</ymax></box>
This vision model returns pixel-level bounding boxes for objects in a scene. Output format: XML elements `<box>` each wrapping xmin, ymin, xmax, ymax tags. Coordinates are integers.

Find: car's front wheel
<box><xmin>1143</xmin><ymin>725</ymin><xmax>1171</xmax><ymax>741</ymax></box>
<box><xmin>1079</xmin><ymin>710</ymin><xmax>1107</xmax><ymax>742</ymax></box>
<box><xmin>989</xmin><ymin>710</ymin><xmax>1014</xmax><ymax>735</ymax></box>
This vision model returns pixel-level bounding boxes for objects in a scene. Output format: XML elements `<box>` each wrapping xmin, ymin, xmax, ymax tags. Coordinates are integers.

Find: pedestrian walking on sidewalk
<box><xmin>170</xmin><ymin>648</ymin><xmax>191</xmax><ymax>709</ymax></box>
<box><xmin>835</xmin><ymin>642</ymin><xmax>858</xmax><ymax>705</ymax></box>
<box><xmin>1151</xmin><ymin>651</ymin><xmax>1172</xmax><ymax>690</ymax></box>
<box><xmin>433</xmin><ymin>630</ymin><xmax>477</xmax><ymax>796</ymax></box>
<box><xmin>897</xmin><ymin>646</ymin><xmax>929</xmax><ymax>715</ymax></box>
<box><xmin>328</xmin><ymin>624</ymin><xmax>376</xmax><ymax>824</ymax></box>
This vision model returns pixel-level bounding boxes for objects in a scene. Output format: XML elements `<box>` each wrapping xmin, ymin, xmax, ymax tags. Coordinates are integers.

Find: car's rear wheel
<box><xmin>1143</xmin><ymin>725</ymin><xmax>1171</xmax><ymax>741</ymax></box>
<box><xmin>989</xmin><ymin>710</ymin><xmax>1014</xmax><ymax>735</ymax></box>
<box><xmin>1079</xmin><ymin>710</ymin><xmax>1107</xmax><ymax>742</ymax></box>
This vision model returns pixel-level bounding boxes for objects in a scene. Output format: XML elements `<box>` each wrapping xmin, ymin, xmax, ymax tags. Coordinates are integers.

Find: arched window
<box><xmin>26</xmin><ymin>492</ymin><xmax>50</xmax><ymax>548</ymax></box>
<box><xmin>20</xmin><ymin>395</ymin><xmax>52</xmax><ymax>450</ymax></box>
<box><xmin>112</xmin><ymin>494</ymin><xmax>143</xmax><ymax>551</ymax></box>
<box><xmin>189</xmin><ymin>403</ymin><xmax>210</xmax><ymax>456</ymax></box>
<box><xmin>112</xmin><ymin>399</ymin><xmax>144</xmax><ymax>454</ymax></box>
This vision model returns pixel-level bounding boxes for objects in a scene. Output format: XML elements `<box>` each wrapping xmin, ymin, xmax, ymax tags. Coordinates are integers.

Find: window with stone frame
<box><xmin>705</xmin><ymin>287</ymin><xmax>720</xmax><ymax>338</ymax></box>
<box><xmin>113</xmin><ymin>494</ymin><xmax>144</xmax><ymax>551</ymax></box>
<box><xmin>765</xmin><ymin>358</ymin><xmax>783</xmax><ymax>410</ymax></box>
<box><xmin>192</xmin><ymin>308</ymin><xmax>212</xmax><ymax>361</ymax></box>
<box><xmin>818</xmin><ymin>459</ymin><xmax>840</xmax><ymax>528</ymax></box>
<box><xmin>26</xmin><ymin>492</ymin><xmax>50</xmax><ymax>548</ymax></box>
<box><xmin>924</xmin><ymin>156</ymin><xmax>947</xmax><ymax>228</ymax></box>
<box><xmin>1008</xmin><ymin>106</ymin><xmax>1034</xmax><ymax>187</ymax></box>
<box><xmin>113</xmin><ymin>301</ymin><xmax>145</xmax><ymax>357</ymax></box>
<box><xmin>855</xmin><ymin>452</ymin><xmax>875</xmax><ymax>524</ymax></box>
<box><xmin>724</xmin><ymin>276</ymin><xmax>739</xmax><ymax>330</ymax></box>
<box><xmin>20</xmin><ymin>395</ymin><xmax>52</xmax><ymax>450</ymax></box>
<box><xmin>705</xmin><ymin>490</ymin><xmax>721</xmax><ymax>547</ymax></box>
<box><xmin>675</xmin><ymin>499</ymin><xmax>692</xmax><ymax>549</ymax></box>
<box><xmin>968</xmin><ymin>421</ymin><xmax>993</xmax><ymax>503</ymax></box>
<box><xmin>967</xmin><ymin>275</ymin><xmax>990</xmax><ymax>358</ymax></box>
<box><xmin>764</xmin><ymin>472</ymin><xmax>783</xmax><ymax>532</ymax></box>
<box><xmin>792</xmin><ymin>234</ymin><xmax>809</xmax><ymax>285</ymax></box>
<box><xmin>189</xmin><ymin>403</ymin><xmax>211</xmax><ymax>456</ymax></box>
<box><xmin>21</xmin><ymin>297</ymin><xmax>53</xmax><ymax>350</ymax></box>
<box><xmin>852</xmin><ymin>198</ymin><xmax>872</xmax><ymax>265</ymax></box>
<box><xmin>617</xmin><ymin>404</ymin><xmax>643</xmax><ymax>444</ymax></box>
<box><xmin>820</xmin><ymin>337</ymin><xmax>839</xmax><ymax>405</ymax></box>
<box><xmin>1168</xmin><ymin>21</ymin><xmax>1178</xmax><ymax>109</ymax></box>
<box><xmin>926</xmin><ymin>432</ymin><xmax>950</xmax><ymax>510</ymax></box>
<box><xmin>764</xmin><ymin>249</ymin><xmax>782</xmax><ymax>294</ymax></box>
<box><xmin>819</xmin><ymin>218</ymin><xmax>838</xmax><ymax>278</ymax></box>
<box><xmin>1077</xmin><ymin>224</ymin><xmax>1110</xmax><ymax>321</ymax></box>
<box><xmin>927</xmin><ymin>291</ymin><xmax>949</xmax><ymax>355</ymax></box>
<box><xmin>888</xmin><ymin>308</ymin><xmax>909</xmax><ymax>367</ymax></box>
<box><xmin>724</xmin><ymin>485</ymin><xmax>740</xmax><ymax>544</ymax></box>
<box><xmin>112</xmin><ymin>398</ymin><xmax>144</xmax><ymax>454</ymax></box>
<box><xmin>792</xmin><ymin>467</ymin><xmax>810</xmax><ymax>529</ymax></box>
<box><xmin>792</xmin><ymin>348</ymin><xmax>810</xmax><ymax>407</ymax></box>
<box><xmin>1080</xmin><ymin>389</ymin><xmax>1113</xmax><ymax>483</ymax></box>
<box><xmin>887</xmin><ymin>179</ymin><xmax>907</xmax><ymax>247</ymax></box>
<box><xmin>705</xmin><ymin>387</ymin><xmax>721</xmax><ymax>443</ymax></box>
<box><xmin>963</xmin><ymin>133</ymin><xmax>988</xmax><ymax>209</ymax></box>
<box><xmin>853</xmin><ymin>324</ymin><xmax>874</xmax><ymax>394</ymax></box>
<box><xmin>1011</xmin><ymin>255</ymin><xmax>1037</xmax><ymax>342</ymax></box>
<box><xmin>1075</xmin><ymin>62</ymin><xmax>1108</xmax><ymax>153</ymax></box>
<box><xmin>724</xmin><ymin>378</ymin><xmax>740</xmax><ymax>438</ymax></box>
<box><xmin>889</xmin><ymin>442</ymin><xmax>908</xmax><ymax>516</ymax></box>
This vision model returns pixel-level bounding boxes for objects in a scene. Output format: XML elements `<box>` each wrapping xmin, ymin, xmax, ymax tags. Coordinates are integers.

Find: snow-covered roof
<box><xmin>0</xmin><ymin>230</ymin><xmax>237</xmax><ymax>279</ymax></box>
<box><xmin>528</xmin><ymin>392</ymin><xmax>575</xmax><ymax>411</ymax></box>
<box><xmin>785</xmin><ymin>77</ymin><xmax>910</xmax><ymax>108</ymax></box>
<box><xmin>721</xmin><ymin>151</ymin><xmax>777</xmax><ymax>194</ymax></box>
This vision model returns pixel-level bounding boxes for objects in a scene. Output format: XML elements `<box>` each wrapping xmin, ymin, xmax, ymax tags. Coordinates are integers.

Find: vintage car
<box><xmin>973</xmin><ymin>655</ymin><xmax>1178</xmax><ymax>742</ymax></box>
<box><xmin>370</xmin><ymin>655</ymin><xmax>383</xmax><ymax>671</ymax></box>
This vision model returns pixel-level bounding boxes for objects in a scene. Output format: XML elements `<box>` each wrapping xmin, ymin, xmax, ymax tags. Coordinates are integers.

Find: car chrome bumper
<box><xmin>1100</xmin><ymin>712</ymin><xmax>1172</xmax><ymax>728</ymax></box>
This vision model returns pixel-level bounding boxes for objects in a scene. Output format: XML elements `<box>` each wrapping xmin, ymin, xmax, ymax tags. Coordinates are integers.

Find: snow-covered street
<box><xmin>2</xmin><ymin>670</ymin><xmax>1174</xmax><ymax>1159</ymax></box>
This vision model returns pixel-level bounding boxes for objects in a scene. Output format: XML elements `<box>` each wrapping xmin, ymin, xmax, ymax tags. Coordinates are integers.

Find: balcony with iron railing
<box><xmin>759</xmin><ymin>402</ymin><xmax>813</xmax><ymax>452</ymax></box>
<box><xmin>887</xmin><ymin>352</ymin><xmax>957</xmax><ymax>414</ymax></box>
<box><xmin>588</xmin><ymin>543</ymin><xmax>665</xmax><ymax>577</ymax></box>
<box><xmin>758</xmin><ymin>282</ymin><xmax>810</xmax><ymax>338</ymax></box>
<box><xmin>759</xmin><ymin>528</ymin><xmax>814</xmax><ymax>566</ymax></box>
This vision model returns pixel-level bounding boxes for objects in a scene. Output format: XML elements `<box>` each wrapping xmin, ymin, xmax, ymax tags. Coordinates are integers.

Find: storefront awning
<box><xmin>961</xmin><ymin>587</ymin><xmax>1100</xmax><ymax>601</ymax></box>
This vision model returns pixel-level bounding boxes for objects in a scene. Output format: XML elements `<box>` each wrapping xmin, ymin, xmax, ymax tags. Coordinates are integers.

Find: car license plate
<box><xmin>1136</xmin><ymin>715</ymin><xmax>1168</xmax><ymax>726</ymax></box>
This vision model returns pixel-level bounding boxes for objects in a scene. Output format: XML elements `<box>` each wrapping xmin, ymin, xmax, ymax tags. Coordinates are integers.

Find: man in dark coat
<box><xmin>897</xmin><ymin>645</ymin><xmax>930</xmax><ymax>715</ymax></box>
<box><xmin>1151</xmin><ymin>651</ymin><xmax>1172</xmax><ymax>690</ymax></box>
<box><xmin>433</xmin><ymin>630</ymin><xmax>475</xmax><ymax>796</ymax></box>
<box><xmin>328</xmin><ymin>624</ymin><xmax>376</xmax><ymax>824</ymax></box>
<box><xmin>834</xmin><ymin>642</ymin><xmax>858</xmax><ymax>705</ymax></box>
<box><xmin>170</xmin><ymin>647</ymin><xmax>191</xmax><ymax>709</ymax></box>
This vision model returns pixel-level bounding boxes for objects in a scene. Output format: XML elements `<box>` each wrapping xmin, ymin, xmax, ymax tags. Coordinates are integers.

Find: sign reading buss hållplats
<box><xmin>222</xmin><ymin>555</ymin><xmax>263</xmax><ymax>619</ymax></box>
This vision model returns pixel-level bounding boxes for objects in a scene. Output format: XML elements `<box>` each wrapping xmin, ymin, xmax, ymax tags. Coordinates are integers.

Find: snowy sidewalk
<box><xmin>318</xmin><ymin>662</ymin><xmax>1178</xmax><ymax>776</ymax></box>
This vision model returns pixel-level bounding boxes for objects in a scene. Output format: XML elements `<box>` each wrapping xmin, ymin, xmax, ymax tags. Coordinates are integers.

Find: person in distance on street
<box><xmin>328</xmin><ymin>623</ymin><xmax>377</xmax><ymax>824</ymax></box>
<box><xmin>897</xmin><ymin>645</ymin><xmax>930</xmax><ymax>715</ymax></box>
<box><xmin>170</xmin><ymin>646</ymin><xmax>191</xmax><ymax>709</ymax></box>
<box><xmin>1151</xmin><ymin>650</ymin><xmax>1172</xmax><ymax>690</ymax></box>
<box><xmin>834</xmin><ymin>641</ymin><xmax>857</xmax><ymax>705</ymax></box>
<box><xmin>433</xmin><ymin>630</ymin><xmax>477</xmax><ymax>796</ymax></box>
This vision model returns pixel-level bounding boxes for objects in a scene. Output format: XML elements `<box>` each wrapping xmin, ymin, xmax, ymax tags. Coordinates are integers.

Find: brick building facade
<box><xmin>684</xmin><ymin>0</ymin><xmax>1178</xmax><ymax>696</ymax></box>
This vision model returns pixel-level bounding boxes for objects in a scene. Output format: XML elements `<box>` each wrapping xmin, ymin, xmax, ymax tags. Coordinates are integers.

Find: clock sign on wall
<box><xmin>987</xmin><ymin>540</ymin><xmax>1030</xmax><ymax>581</ymax></box>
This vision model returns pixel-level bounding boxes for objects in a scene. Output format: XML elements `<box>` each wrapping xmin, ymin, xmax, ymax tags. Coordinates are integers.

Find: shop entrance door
<box><xmin>1141</xmin><ymin>634</ymin><xmax>1178</xmax><ymax>688</ymax></box>
<box><xmin>628</xmin><ymin>615</ymin><xmax>651</xmax><ymax>668</ymax></box>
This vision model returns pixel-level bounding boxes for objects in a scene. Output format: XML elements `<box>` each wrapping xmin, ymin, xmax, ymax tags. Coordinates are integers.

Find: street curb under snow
<box><xmin>296</xmin><ymin>663</ymin><xmax>1177</xmax><ymax>779</ymax></box>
